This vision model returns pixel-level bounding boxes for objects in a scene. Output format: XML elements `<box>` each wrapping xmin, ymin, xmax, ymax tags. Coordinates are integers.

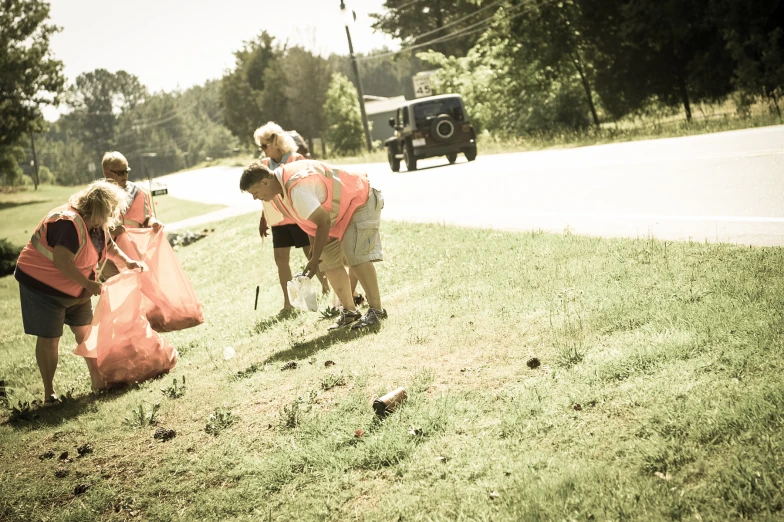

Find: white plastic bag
<box><xmin>287</xmin><ymin>274</ymin><xmax>318</xmax><ymax>312</ymax></box>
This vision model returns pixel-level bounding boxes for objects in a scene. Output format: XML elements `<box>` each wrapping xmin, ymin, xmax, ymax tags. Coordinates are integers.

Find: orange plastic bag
<box><xmin>119</xmin><ymin>228</ymin><xmax>204</xmax><ymax>332</ymax></box>
<box><xmin>74</xmin><ymin>270</ymin><xmax>178</xmax><ymax>385</ymax></box>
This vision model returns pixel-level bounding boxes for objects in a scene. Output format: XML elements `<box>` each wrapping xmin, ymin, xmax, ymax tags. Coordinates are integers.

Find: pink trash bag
<box><xmin>117</xmin><ymin>228</ymin><xmax>204</xmax><ymax>332</ymax></box>
<box><xmin>74</xmin><ymin>270</ymin><xmax>178</xmax><ymax>386</ymax></box>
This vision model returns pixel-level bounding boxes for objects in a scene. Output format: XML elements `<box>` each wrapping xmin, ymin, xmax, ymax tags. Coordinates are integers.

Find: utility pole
<box><xmin>340</xmin><ymin>0</ymin><xmax>373</xmax><ymax>152</ymax></box>
<box><xmin>29</xmin><ymin>129</ymin><xmax>40</xmax><ymax>190</ymax></box>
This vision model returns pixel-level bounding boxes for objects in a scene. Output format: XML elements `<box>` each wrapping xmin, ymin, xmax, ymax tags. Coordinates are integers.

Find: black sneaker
<box><xmin>328</xmin><ymin>309</ymin><xmax>362</xmax><ymax>330</ymax></box>
<box><xmin>350</xmin><ymin>308</ymin><xmax>388</xmax><ymax>330</ymax></box>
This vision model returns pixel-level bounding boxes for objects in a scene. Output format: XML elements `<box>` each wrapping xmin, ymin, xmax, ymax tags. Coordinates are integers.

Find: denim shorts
<box><xmin>19</xmin><ymin>283</ymin><xmax>93</xmax><ymax>338</ymax></box>
<box><xmin>320</xmin><ymin>188</ymin><xmax>384</xmax><ymax>271</ymax></box>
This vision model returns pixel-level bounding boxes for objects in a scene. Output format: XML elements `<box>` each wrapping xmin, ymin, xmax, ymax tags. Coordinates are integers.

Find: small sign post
<box><xmin>413</xmin><ymin>74</ymin><xmax>433</xmax><ymax>98</ymax></box>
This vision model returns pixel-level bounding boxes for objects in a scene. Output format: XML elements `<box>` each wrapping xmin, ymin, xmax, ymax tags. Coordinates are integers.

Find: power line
<box><xmin>357</xmin><ymin>0</ymin><xmax>538</xmax><ymax>62</ymax></box>
<box><xmin>405</xmin><ymin>0</ymin><xmax>506</xmax><ymax>44</ymax></box>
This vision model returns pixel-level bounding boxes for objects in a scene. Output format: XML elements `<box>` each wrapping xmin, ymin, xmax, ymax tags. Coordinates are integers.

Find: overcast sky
<box><xmin>44</xmin><ymin>0</ymin><xmax>399</xmax><ymax>120</ymax></box>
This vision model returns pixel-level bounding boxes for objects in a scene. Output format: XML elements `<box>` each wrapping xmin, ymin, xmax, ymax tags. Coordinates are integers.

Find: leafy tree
<box><xmin>581</xmin><ymin>0</ymin><xmax>734</xmax><ymax>121</ymax></box>
<box><xmin>284</xmin><ymin>47</ymin><xmax>332</xmax><ymax>147</ymax></box>
<box><xmin>323</xmin><ymin>73</ymin><xmax>364</xmax><ymax>155</ymax></box>
<box><xmin>370</xmin><ymin>0</ymin><xmax>498</xmax><ymax>58</ymax></box>
<box><xmin>220</xmin><ymin>32</ymin><xmax>279</xmax><ymax>144</ymax></box>
<box><xmin>508</xmin><ymin>0</ymin><xmax>601</xmax><ymax>126</ymax></box>
<box><xmin>420</xmin><ymin>6</ymin><xmax>592</xmax><ymax>134</ymax></box>
<box><xmin>0</xmin><ymin>0</ymin><xmax>64</xmax><ymax>185</ymax></box>
<box><xmin>64</xmin><ymin>68</ymin><xmax>148</xmax><ymax>159</ymax></box>
<box><xmin>711</xmin><ymin>0</ymin><xmax>784</xmax><ymax>117</ymax></box>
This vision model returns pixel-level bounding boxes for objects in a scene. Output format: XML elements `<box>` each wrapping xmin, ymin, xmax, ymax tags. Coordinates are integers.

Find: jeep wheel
<box><xmin>387</xmin><ymin>148</ymin><xmax>400</xmax><ymax>172</ymax></box>
<box><xmin>404</xmin><ymin>145</ymin><xmax>418</xmax><ymax>171</ymax></box>
<box><xmin>464</xmin><ymin>148</ymin><xmax>477</xmax><ymax>162</ymax></box>
<box><xmin>446</xmin><ymin>153</ymin><xmax>458</xmax><ymax>164</ymax></box>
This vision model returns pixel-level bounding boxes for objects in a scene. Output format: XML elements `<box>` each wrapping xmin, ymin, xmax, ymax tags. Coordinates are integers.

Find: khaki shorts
<box><xmin>320</xmin><ymin>188</ymin><xmax>384</xmax><ymax>271</ymax></box>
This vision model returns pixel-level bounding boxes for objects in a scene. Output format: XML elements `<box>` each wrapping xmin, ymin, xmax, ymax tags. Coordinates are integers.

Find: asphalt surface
<box><xmin>162</xmin><ymin>125</ymin><xmax>784</xmax><ymax>246</ymax></box>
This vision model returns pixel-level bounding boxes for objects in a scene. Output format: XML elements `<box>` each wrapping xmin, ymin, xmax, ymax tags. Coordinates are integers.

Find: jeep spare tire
<box><xmin>431</xmin><ymin>114</ymin><xmax>456</xmax><ymax>142</ymax></box>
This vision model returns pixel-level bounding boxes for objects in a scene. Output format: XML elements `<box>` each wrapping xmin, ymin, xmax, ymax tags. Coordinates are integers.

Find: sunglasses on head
<box><xmin>110</xmin><ymin>168</ymin><xmax>131</xmax><ymax>175</ymax></box>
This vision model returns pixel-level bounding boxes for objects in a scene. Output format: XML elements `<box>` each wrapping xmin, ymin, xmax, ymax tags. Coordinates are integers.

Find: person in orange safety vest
<box><xmin>15</xmin><ymin>181</ymin><xmax>144</xmax><ymax>402</ymax></box>
<box><xmin>253</xmin><ymin>122</ymin><xmax>330</xmax><ymax>311</ymax></box>
<box><xmin>101</xmin><ymin>151</ymin><xmax>164</xmax><ymax>279</ymax></box>
<box><xmin>240</xmin><ymin>159</ymin><xmax>386</xmax><ymax>331</ymax></box>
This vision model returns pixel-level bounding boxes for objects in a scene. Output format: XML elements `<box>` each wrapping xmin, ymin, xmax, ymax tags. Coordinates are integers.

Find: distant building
<box><xmin>364</xmin><ymin>95</ymin><xmax>406</xmax><ymax>143</ymax></box>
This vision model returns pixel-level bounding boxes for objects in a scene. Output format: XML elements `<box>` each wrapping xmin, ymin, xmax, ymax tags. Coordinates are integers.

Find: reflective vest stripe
<box><xmin>284</xmin><ymin>166</ymin><xmax>343</xmax><ymax>227</ymax></box>
<box><xmin>29</xmin><ymin>210</ymin><xmax>88</xmax><ymax>260</ymax></box>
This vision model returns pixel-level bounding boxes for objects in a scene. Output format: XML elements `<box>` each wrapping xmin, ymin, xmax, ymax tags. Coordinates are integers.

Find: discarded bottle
<box><xmin>373</xmin><ymin>387</ymin><xmax>408</xmax><ymax>417</ymax></box>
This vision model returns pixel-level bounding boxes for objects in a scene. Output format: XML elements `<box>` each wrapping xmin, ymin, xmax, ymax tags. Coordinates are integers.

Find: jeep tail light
<box><xmin>462</xmin><ymin>124</ymin><xmax>471</xmax><ymax>133</ymax></box>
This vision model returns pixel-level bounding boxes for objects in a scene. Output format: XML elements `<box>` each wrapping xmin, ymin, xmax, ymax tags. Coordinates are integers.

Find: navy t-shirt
<box><xmin>15</xmin><ymin>221</ymin><xmax>105</xmax><ymax>298</ymax></box>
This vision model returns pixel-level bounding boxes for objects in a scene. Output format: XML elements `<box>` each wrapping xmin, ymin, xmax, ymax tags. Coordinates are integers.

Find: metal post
<box><xmin>139</xmin><ymin>152</ymin><xmax>158</xmax><ymax>217</ymax></box>
<box><xmin>341</xmin><ymin>1</ymin><xmax>373</xmax><ymax>152</ymax></box>
<box><xmin>29</xmin><ymin>130</ymin><xmax>40</xmax><ymax>190</ymax></box>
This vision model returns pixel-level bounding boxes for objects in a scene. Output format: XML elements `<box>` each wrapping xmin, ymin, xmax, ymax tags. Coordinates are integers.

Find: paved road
<box><xmin>162</xmin><ymin>125</ymin><xmax>784</xmax><ymax>246</ymax></box>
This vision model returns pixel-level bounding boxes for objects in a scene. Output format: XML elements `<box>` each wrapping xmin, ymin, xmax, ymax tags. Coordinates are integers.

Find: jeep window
<box><xmin>401</xmin><ymin>106</ymin><xmax>409</xmax><ymax>127</ymax></box>
<box><xmin>412</xmin><ymin>98</ymin><xmax>465</xmax><ymax>128</ymax></box>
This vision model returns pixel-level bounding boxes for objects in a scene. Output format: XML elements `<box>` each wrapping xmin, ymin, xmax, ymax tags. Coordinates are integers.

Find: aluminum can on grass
<box><xmin>373</xmin><ymin>387</ymin><xmax>408</xmax><ymax>417</ymax></box>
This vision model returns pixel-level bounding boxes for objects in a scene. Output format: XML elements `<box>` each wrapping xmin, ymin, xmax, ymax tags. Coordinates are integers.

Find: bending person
<box><xmin>15</xmin><ymin>181</ymin><xmax>143</xmax><ymax>402</ymax></box>
<box><xmin>240</xmin><ymin>160</ymin><xmax>385</xmax><ymax>331</ymax></box>
<box><xmin>101</xmin><ymin>151</ymin><xmax>163</xmax><ymax>279</ymax></box>
<box><xmin>253</xmin><ymin>122</ymin><xmax>330</xmax><ymax>311</ymax></box>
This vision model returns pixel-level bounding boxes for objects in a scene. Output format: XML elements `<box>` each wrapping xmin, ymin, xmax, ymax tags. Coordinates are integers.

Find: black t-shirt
<box><xmin>15</xmin><ymin>221</ymin><xmax>105</xmax><ymax>298</ymax></box>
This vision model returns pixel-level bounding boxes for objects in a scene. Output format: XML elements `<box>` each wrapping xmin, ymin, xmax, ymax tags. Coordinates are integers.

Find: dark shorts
<box><xmin>19</xmin><ymin>283</ymin><xmax>93</xmax><ymax>338</ymax></box>
<box><xmin>271</xmin><ymin>223</ymin><xmax>310</xmax><ymax>249</ymax></box>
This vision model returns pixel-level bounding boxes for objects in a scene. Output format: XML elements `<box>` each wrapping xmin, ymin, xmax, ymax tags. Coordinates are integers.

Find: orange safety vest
<box><xmin>16</xmin><ymin>205</ymin><xmax>108</xmax><ymax>297</ymax></box>
<box><xmin>121</xmin><ymin>181</ymin><xmax>152</xmax><ymax>228</ymax></box>
<box><xmin>262</xmin><ymin>152</ymin><xmax>306</xmax><ymax>227</ymax></box>
<box><xmin>276</xmin><ymin>160</ymin><xmax>370</xmax><ymax>241</ymax></box>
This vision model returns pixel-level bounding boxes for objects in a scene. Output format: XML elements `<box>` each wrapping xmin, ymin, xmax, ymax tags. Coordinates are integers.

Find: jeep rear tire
<box><xmin>388</xmin><ymin>148</ymin><xmax>400</xmax><ymax>172</ymax></box>
<box><xmin>464</xmin><ymin>148</ymin><xmax>477</xmax><ymax>161</ymax></box>
<box><xmin>446</xmin><ymin>153</ymin><xmax>458</xmax><ymax>164</ymax></box>
<box><xmin>404</xmin><ymin>145</ymin><xmax>418</xmax><ymax>171</ymax></box>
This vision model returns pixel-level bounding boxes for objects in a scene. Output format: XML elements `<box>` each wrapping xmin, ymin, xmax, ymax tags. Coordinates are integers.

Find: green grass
<box><xmin>1</xmin><ymin>212</ymin><xmax>783</xmax><ymax>520</ymax></box>
<box><xmin>0</xmin><ymin>184</ymin><xmax>225</xmax><ymax>246</ymax></box>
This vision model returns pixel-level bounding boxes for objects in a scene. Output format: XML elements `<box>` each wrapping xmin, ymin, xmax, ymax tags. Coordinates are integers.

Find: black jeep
<box><xmin>384</xmin><ymin>94</ymin><xmax>477</xmax><ymax>172</ymax></box>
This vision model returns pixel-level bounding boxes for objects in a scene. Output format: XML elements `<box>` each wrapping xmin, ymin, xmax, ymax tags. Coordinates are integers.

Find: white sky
<box><xmin>44</xmin><ymin>0</ymin><xmax>399</xmax><ymax>120</ymax></box>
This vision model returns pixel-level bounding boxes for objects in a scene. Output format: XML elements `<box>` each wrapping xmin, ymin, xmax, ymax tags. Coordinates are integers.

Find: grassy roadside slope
<box><xmin>0</xmin><ymin>214</ymin><xmax>783</xmax><ymax>521</ymax></box>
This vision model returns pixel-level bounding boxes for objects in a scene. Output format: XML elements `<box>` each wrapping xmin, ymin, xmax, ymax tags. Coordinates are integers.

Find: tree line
<box><xmin>2</xmin><ymin>0</ymin><xmax>781</xmax><ymax>186</ymax></box>
<box><xmin>382</xmin><ymin>0</ymin><xmax>783</xmax><ymax>134</ymax></box>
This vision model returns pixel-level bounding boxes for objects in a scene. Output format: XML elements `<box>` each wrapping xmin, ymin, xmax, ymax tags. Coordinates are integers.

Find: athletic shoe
<box><xmin>350</xmin><ymin>308</ymin><xmax>388</xmax><ymax>330</ymax></box>
<box><xmin>328</xmin><ymin>309</ymin><xmax>362</xmax><ymax>330</ymax></box>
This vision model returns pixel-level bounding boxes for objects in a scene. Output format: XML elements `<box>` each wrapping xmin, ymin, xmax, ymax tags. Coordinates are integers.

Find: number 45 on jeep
<box><xmin>384</xmin><ymin>94</ymin><xmax>478</xmax><ymax>172</ymax></box>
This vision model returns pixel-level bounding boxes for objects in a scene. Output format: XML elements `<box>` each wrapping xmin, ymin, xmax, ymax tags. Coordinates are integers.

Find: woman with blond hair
<box><xmin>15</xmin><ymin>180</ymin><xmax>143</xmax><ymax>402</ymax></box>
<box><xmin>253</xmin><ymin>122</ymin><xmax>333</xmax><ymax>311</ymax></box>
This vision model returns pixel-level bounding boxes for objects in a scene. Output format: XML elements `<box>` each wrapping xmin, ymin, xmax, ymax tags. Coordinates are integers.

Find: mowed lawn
<box><xmin>0</xmin><ymin>207</ymin><xmax>783</xmax><ymax>520</ymax></box>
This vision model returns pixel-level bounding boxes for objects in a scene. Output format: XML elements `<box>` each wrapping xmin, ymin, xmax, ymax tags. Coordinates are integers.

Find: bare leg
<box><xmin>274</xmin><ymin>247</ymin><xmax>293</xmax><ymax>310</ymax></box>
<box><xmin>325</xmin><ymin>267</ymin><xmax>355</xmax><ymax>311</ymax></box>
<box><xmin>349</xmin><ymin>268</ymin><xmax>361</xmax><ymax>298</ymax></box>
<box><xmin>350</xmin><ymin>262</ymin><xmax>382</xmax><ymax>310</ymax></box>
<box><xmin>35</xmin><ymin>336</ymin><xmax>60</xmax><ymax>399</ymax></box>
<box><xmin>303</xmin><ymin>245</ymin><xmax>330</xmax><ymax>294</ymax></box>
<box><xmin>71</xmin><ymin>325</ymin><xmax>104</xmax><ymax>391</ymax></box>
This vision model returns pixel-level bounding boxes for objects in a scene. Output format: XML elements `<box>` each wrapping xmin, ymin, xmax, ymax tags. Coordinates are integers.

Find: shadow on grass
<box><xmin>252</xmin><ymin>309</ymin><xmax>302</xmax><ymax>334</ymax></box>
<box><xmin>0</xmin><ymin>200</ymin><xmax>47</xmax><ymax>211</ymax></box>
<box><xmin>2</xmin><ymin>385</ymin><xmax>135</xmax><ymax>431</ymax></box>
<box><xmin>264</xmin><ymin>324</ymin><xmax>380</xmax><ymax>365</ymax></box>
